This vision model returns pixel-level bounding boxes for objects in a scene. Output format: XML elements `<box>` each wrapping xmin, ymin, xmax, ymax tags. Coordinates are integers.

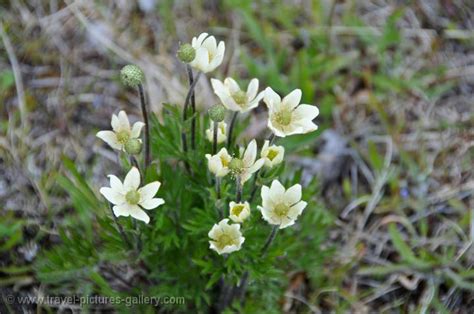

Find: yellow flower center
<box><xmin>274</xmin><ymin>109</ymin><xmax>292</xmax><ymax>126</ymax></box>
<box><xmin>232</xmin><ymin>90</ymin><xmax>247</xmax><ymax>106</ymax></box>
<box><xmin>125</xmin><ymin>190</ymin><xmax>140</xmax><ymax>205</ymax></box>
<box><xmin>229</xmin><ymin>158</ymin><xmax>244</xmax><ymax>173</ymax></box>
<box><xmin>266</xmin><ymin>149</ymin><xmax>279</xmax><ymax>161</ymax></box>
<box><xmin>116</xmin><ymin>130</ymin><xmax>130</xmax><ymax>144</ymax></box>
<box><xmin>274</xmin><ymin>203</ymin><xmax>290</xmax><ymax>218</ymax></box>
<box><xmin>216</xmin><ymin>234</ymin><xmax>235</xmax><ymax>249</ymax></box>
<box><xmin>231</xmin><ymin>204</ymin><xmax>246</xmax><ymax>217</ymax></box>
<box><xmin>220</xmin><ymin>155</ymin><xmax>229</xmax><ymax>167</ymax></box>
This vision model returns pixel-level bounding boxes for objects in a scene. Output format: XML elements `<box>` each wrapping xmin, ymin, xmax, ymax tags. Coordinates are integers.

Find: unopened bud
<box><xmin>124</xmin><ymin>138</ymin><xmax>142</xmax><ymax>155</ymax></box>
<box><xmin>121</xmin><ymin>64</ymin><xmax>144</xmax><ymax>88</ymax></box>
<box><xmin>208</xmin><ymin>104</ymin><xmax>226</xmax><ymax>122</ymax></box>
<box><xmin>177</xmin><ymin>43</ymin><xmax>196</xmax><ymax>63</ymax></box>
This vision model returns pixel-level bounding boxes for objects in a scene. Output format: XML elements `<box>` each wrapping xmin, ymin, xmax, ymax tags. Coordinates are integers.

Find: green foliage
<box><xmin>34</xmin><ymin>103</ymin><xmax>332</xmax><ymax>312</ymax></box>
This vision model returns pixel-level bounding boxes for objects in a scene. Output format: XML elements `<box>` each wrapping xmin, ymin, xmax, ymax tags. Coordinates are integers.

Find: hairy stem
<box><xmin>188</xmin><ymin>66</ymin><xmax>198</xmax><ymax>150</ymax></box>
<box><xmin>181</xmin><ymin>70</ymin><xmax>202</xmax><ymax>154</ymax></box>
<box><xmin>138</xmin><ymin>84</ymin><xmax>150</xmax><ymax>170</ymax></box>
<box><xmin>227</xmin><ymin>112</ymin><xmax>239</xmax><ymax>149</ymax></box>
<box><xmin>109</xmin><ymin>205</ymin><xmax>133</xmax><ymax>250</ymax></box>
<box><xmin>212</xmin><ymin>121</ymin><xmax>218</xmax><ymax>154</ymax></box>
<box><xmin>236</xmin><ymin>176</ymin><xmax>242</xmax><ymax>202</ymax></box>
<box><xmin>261</xmin><ymin>225</ymin><xmax>279</xmax><ymax>257</ymax></box>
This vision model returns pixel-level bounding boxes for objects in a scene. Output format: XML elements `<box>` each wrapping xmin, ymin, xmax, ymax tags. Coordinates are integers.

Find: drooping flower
<box><xmin>208</xmin><ymin>219</ymin><xmax>245</xmax><ymax>255</ymax></box>
<box><xmin>205</xmin><ymin>148</ymin><xmax>232</xmax><ymax>177</ymax></box>
<box><xmin>210</xmin><ymin>78</ymin><xmax>264</xmax><ymax>113</ymax></box>
<box><xmin>260</xmin><ymin>140</ymin><xmax>284</xmax><ymax>168</ymax></box>
<box><xmin>263</xmin><ymin>87</ymin><xmax>319</xmax><ymax>137</ymax></box>
<box><xmin>96</xmin><ymin>111</ymin><xmax>145</xmax><ymax>152</ymax></box>
<box><xmin>99</xmin><ymin>167</ymin><xmax>164</xmax><ymax>224</ymax></box>
<box><xmin>258</xmin><ymin>180</ymin><xmax>307</xmax><ymax>229</ymax></box>
<box><xmin>189</xmin><ymin>33</ymin><xmax>225</xmax><ymax>73</ymax></box>
<box><xmin>229</xmin><ymin>201</ymin><xmax>251</xmax><ymax>223</ymax></box>
<box><xmin>205</xmin><ymin>121</ymin><xmax>227</xmax><ymax>144</ymax></box>
<box><xmin>228</xmin><ymin>139</ymin><xmax>265</xmax><ymax>184</ymax></box>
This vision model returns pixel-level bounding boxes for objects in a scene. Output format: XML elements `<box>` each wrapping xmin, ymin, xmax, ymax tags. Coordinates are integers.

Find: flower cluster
<box><xmin>96</xmin><ymin>66</ymin><xmax>164</xmax><ymax>224</ymax></box>
<box><xmin>179</xmin><ymin>33</ymin><xmax>318</xmax><ymax>255</ymax></box>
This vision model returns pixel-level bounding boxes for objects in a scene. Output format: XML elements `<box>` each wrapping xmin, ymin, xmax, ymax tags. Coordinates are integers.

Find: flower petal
<box><xmin>108</xmin><ymin>175</ymin><xmax>124</xmax><ymax>192</ymax></box>
<box><xmin>285</xmin><ymin>184</ymin><xmax>302</xmax><ymax>205</ymax></box>
<box><xmin>112</xmin><ymin>204</ymin><xmax>131</xmax><ymax>218</ymax></box>
<box><xmin>131</xmin><ymin>121</ymin><xmax>145</xmax><ymax>138</ymax></box>
<box><xmin>111</xmin><ymin>113</ymin><xmax>120</xmax><ymax>131</ymax></box>
<box><xmin>269</xmin><ymin>180</ymin><xmax>286</xmax><ymax>200</ymax></box>
<box><xmin>224</xmin><ymin>78</ymin><xmax>240</xmax><ymax>94</ymax></box>
<box><xmin>128</xmin><ymin>205</ymin><xmax>150</xmax><ymax>223</ymax></box>
<box><xmin>283</xmin><ymin>89</ymin><xmax>302</xmax><ymax>109</ymax></box>
<box><xmin>289</xmin><ymin>201</ymin><xmax>307</xmax><ymax>218</ymax></box>
<box><xmin>243</xmin><ymin>139</ymin><xmax>257</xmax><ymax>166</ymax></box>
<box><xmin>123</xmin><ymin>167</ymin><xmax>140</xmax><ymax>191</ymax></box>
<box><xmin>246</xmin><ymin>78</ymin><xmax>259</xmax><ymax>101</ymax></box>
<box><xmin>138</xmin><ymin>181</ymin><xmax>161</xmax><ymax>201</ymax></box>
<box><xmin>96</xmin><ymin>131</ymin><xmax>122</xmax><ymax>150</ymax></box>
<box><xmin>140</xmin><ymin>198</ymin><xmax>165</xmax><ymax>210</ymax></box>
<box><xmin>100</xmin><ymin>187</ymin><xmax>125</xmax><ymax>205</ymax></box>
<box><xmin>264</xmin><ymin>87</ymin><xmax>281</xmax><ymax>109</ymax></box>
<box><xmin>293</xmin><ymin>104</ymin><xmax>319</xmax><ymax>121</ymax></box>
<box><xmin>117</xmin><ymin>110</ymin><xmax>131</xmax><ymax>131</ymax></box>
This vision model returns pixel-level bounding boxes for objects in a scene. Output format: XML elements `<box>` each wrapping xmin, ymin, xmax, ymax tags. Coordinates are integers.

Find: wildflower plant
<box><xmin>35</xmin><ymin>32</ymin><xmax>332</xmax><ymax>312</ymax></box>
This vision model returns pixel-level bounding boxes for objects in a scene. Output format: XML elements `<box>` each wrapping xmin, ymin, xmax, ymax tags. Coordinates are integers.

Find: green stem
<box><xmin>236</xmin><ymin>176</ymin><xmax>242</xmax><ymax>202</ymax></box>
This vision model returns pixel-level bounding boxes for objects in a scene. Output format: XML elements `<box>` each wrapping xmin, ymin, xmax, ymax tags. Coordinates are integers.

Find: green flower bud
<box><xmin>121</xmin><ymin>64</ymin><xmax>144</xmax><ymax>88</ymax></box>
<box><xmin>124</xmin><ymin>138</ymin><xmax>142</xmax><ymax>155</ymax></box>
<box><xmin>208</xmin><ymin>104</ymin><xmax>226</xmax><ymax>122</ymax></box>
<box><xmin>177</xmin><ymin>43</ymin><xmax>196</xmax><ymax>63</ymax></box>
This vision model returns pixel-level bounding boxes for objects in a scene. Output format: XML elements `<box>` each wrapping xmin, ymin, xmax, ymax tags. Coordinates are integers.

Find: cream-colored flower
<box><xmin>229</xmin><ymin>201</ymin><xmax>251</xmax><ymax>223</ymax></box>
<box><xmin>96</xmin><ymin>110</ymin><xmax>145</xmax><ymax>151</ymax></box>
<box><xmin>229</xmin><ymin>139</ymin><xmax>265</xmax><ymax>184</ymax></box>
<box><xmin>99</xmin><ymin>167</ymin><xmax>164</xmax><ymax>224</ymax></box>
<box><xmin>263</xmin><ymin>87</ymin><xmax>319</xmax><ymax>137</ymax></box>
<box><xmin>210</xmin><ymin>78</ymin><xmax>264</xmax><ymax>113</ymax></box>
<box><xmin>258</xmin><ymin>180</ymin><xmax>307</xmax><ymax>229</ymax></box>
<box><xmin>205</xmin><ymin>121</ymin><xmax>227</xmax><ymax>144</ymax></box>
<box><xmin>208</xmin><ymin>218</ymin><xmax>245</xmax><ymax>255</ymax></box>
<box><xmin>189</xmin><ymin>32</ymin><xmax>225</xmax><ymax>73</ymax></box>
<box><xmin>205</xmin><ymin>148</ymin><xmax>232</xmax><ymax>177</ymax></box>
<box><xmin>261</xmin><ymin>140</ymin><xmax>284</xmax><ymax>168</ymax></box>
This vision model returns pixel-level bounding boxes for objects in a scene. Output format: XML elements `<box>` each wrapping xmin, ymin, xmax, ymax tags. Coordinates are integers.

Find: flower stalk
<box><xmin>181</xmin><ymin>71</ymin><xmax>202</xmax><ymax>154</ymax></box>
<box><xmin>188</xmin><ymin>65</ymin><xmax>197</xmax><ymax>150</ymax></box>
<box><xmin>137</xmin><ymin>83</ymin><xmax>150</xmax><ymax>169</ymax></box>
<box><xmin>109</xmin><ymin>204</ymin><xmax>133</xmax><ymax>250</ymax></box>
<box><xmin>212</xmin><ymin>120</ymin><xmax>218</xmax><ymax>155</ymax></box>
<box><xmin>226</xmin><ymin>112</ymin><xmax>238</xmax><ymax>149</ymax></box>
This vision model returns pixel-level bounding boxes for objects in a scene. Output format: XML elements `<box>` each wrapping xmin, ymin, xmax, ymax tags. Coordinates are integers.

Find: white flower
<box><xmin>263</xmin><ymin>87</ymin><xmax>319</xmax><ymax>137</ymax></box>
<box><xmin>210</xmin><ymin>78</ymin><xmax>264</xmax><ymax>113</ymax></box>
<box><xmin>205</xmin><ymin>148</ymin><xmax>232</xmax><ymax>177</ymax></box>
<box><xmin>96</xmin><ymin>110</ymin><xmax>145</xmax><ymax>151</ymax></box>
<box><xmin>208</xmin><ymin>218</ymin><xmax>245</xmax><ymax>255</ymax></box>
<box><xmin>205</xmin><ymin>121</ymin><xmax>227</xmax><ymax>144</ymax></box>
<box><xmin>229</xmin><ymin>139</ymin><xmax>265</xmax><ymax>184</ymax></box>
<box><xmin>229</xmin><ymin>201</ymin><xmax>251</xmax><ymax>223</ymax></box>
<box><xmin>189</xmin><ymin>32</ymin><xmax>225</xmax><ymax>73</ymax></box>
<box><xmin>261</xmin><ymin>140</ymin><xmax>284</xmax><ymax>168</ymax></box>
<box><xmin>99</xmin><ymin>167</ymin><xmax>164</xmax><ymax>224</ymax></box>
<box><xmin>258</xmin><ymin>180</ymin><xmax>307</xmax><ymax>229</ymax></box>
